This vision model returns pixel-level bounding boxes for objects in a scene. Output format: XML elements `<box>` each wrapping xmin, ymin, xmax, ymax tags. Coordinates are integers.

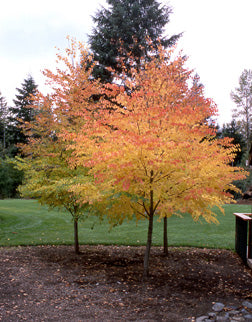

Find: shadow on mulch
<box><xmin>0</xmin><ymin>245</ymin><xmax>252</xmax><ymax>321</ymax></box>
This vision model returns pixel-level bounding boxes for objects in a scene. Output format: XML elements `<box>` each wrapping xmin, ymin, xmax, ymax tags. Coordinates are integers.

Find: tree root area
<box><xmin>0</xmin><ymin>245</ymin><xmax>252</xmax><ymax>321</ymax></box>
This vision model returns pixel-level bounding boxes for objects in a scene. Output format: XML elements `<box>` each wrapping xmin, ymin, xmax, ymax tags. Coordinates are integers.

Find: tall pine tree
<box><xmin>89</xmin><ymin>0</ymin><xmax>181</xmax><ymax>82</ymax></box>
<box><xmin>8</xmin><ymin>75</ymin><xmax>37</xmax><ymax>155</ymax></box>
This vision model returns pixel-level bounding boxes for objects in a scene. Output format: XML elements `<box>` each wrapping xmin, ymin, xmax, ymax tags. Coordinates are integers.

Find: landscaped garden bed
<box><xmin>0</xmin><ymin>245</ymin><xmax>252</xmax><ymax>321</ymax></box>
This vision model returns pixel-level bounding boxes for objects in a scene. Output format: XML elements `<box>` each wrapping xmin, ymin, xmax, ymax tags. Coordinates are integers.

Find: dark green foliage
<box><xmin>89</xmin><ymin>0</ymin><xmax>181</xmax><ymax>82</ymax></box>
<box><xmin>8</xmin><ymin>76</ymin><xmax>37</xmax><ymax>155</ymax></box>
<box><xmin>0</xmin><ymin>158</ymin><xmax>23</xmax><ymax>199</ymax></box>
<box><xmin>0</xmin><ymin>92</ymin><xmax>18</xmax><ymax>158</ymax></box>
<box><xmin>231</xmin><ymin>169</ymin><xmax>252</xmax><ymax>199</ymax></box>
<box><xmin>0</xmin><ymin>79</ymin><xmax>36</xmax><ymax>198</ymax></box>
<box><xmin>220</xmin><ymin>119</ymin><xmax>246</xmax><ymax>166</ymax></box>
<box><xmin>217</xmin><ymin>120</ymin><xmax>247</xmax><ymax>199</ymax></box>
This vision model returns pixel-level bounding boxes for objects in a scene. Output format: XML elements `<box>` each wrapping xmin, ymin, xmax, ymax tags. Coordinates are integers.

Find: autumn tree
<box><xmin>90</xmin><ymin>0</ymin><xmax>181</xmax><ymax>250</ymax></box>
<box><xmin>66</xmin><ymin>44</ymin><xmax>247</xmax><ymax>277</ymax></box>
<box><xmin>17</xmin><ymin>39</ymin><xmax>247</xmax><ymax>276</ymax></box>
<box><xmin>231</xmin><ymin>69</ymin><xmax>252</xmax><ymax>151</ymax></box>
<box><xmin>15</xmin><ymin>41</ymin><xmax>102</xmax><ymax>253</ymax></box>
<box><xmin>89</xmin><ymin>0</ymin><xmax>181</xmax><ymax>82</ymax></box>
<box><xmin>15</xmin><ymin>144</ymin><xmax>92</xmax><ymax>254</ymax></box>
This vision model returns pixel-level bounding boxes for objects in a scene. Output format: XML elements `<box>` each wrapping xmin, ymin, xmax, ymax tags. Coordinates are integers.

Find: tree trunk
<box><xmin>74</xmin><ymin>219</ymin><xmax>80</xmax><ymax>254</ymax></box>
<box><xmin>143</xmin><ymin>170</ymin><xmax>154</xmax><ymax>278</ymax></box>
<box><xmin>143</xmin><ymin>212</ymin><xmax>154</xmax><ymax>278</ymax></box>
<box><xmin>163</xmin><ymin>216</ymin><xmax>168</xmax><ymax>255</ymax></box>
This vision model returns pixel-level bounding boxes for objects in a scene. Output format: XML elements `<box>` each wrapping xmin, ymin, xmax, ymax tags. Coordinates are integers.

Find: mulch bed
<box><xmin>235</xmin><ymin>198</ymin><xmax>252</xmax><ymax>205</ymax></box>
<box><xmin>0</xmin><ymin>245</ymin><xmax>252</xmax><ymax>321</ymax></box>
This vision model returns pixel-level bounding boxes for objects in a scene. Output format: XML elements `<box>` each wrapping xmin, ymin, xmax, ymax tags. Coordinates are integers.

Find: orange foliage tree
<box><xmin>66</xmin><ymin>43</ymin><xmax>247</xmax><ymax>276</ymax></box>
<box><xmin>17</xmin><ymin>39</ymin><xmax>247</xmax><ymax>276</ymax></box>
<box><xmin>15</xmin><ymin>39</ymin><xmax>103</xmax><ymax>253</ymax></box>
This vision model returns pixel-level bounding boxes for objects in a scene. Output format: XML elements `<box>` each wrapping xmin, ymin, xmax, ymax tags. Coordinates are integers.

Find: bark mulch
<box><xmin>0</xmin><ymin>245</ymin><xmax>252</xmax><ymax>321</ymax></box>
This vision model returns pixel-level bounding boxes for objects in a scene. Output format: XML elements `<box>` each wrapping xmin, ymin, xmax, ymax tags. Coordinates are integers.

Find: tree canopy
<box><xmin>66</xmin><ymin>44</ymin><xmax>246</xmax><ymax>275</ymax></box>
<box><xmin>15</xmin><ymin>43</ymin><xmax>101</xmax><ymax>253</ymax></box>
<box><xmin>17</xmin><ymin>39</ymin><xmax>247</xmax><ymax>276</ymax></box>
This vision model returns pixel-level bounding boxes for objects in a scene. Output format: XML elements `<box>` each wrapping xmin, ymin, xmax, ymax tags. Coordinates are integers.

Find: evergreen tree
<box><xmin>0</xmin><ymin>158</ymin><xmax>23</xmax><ymax>198</ymax></box>
<box><xmin>0</xmin><ymin>92</ymin><xmax>24</xmax><ymax>198</ymax></box>
<box><xmin>89</xmin><ymin>0</ymin><xmax>181</xmax><ymax>82</ymax></box>
<box><xmin>231</xmin><ymin>69</ymin><xmax>252</xmax><ymax>151</ymax></box>
<box><xmin>8</xmin><ymin>75</ymin><xmax>37</xmax><ymax>155</ymax></box>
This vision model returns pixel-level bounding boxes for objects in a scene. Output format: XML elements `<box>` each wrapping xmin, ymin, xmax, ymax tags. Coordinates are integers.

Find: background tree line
<box><xmin>0</xmin><ymin>0</ymin><xmax>252</xmax><ymax>200</ymax></box>
<box><xmin>0</xmin><ymin>76</ymin><xmax>37</xmax><ymax>198</ymax></box>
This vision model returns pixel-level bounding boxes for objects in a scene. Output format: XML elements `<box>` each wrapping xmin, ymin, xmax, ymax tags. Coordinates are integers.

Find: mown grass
<box><xmin>0</xmin><ymin>199</ymin><xmax>251</xmax><ymax>249</ymax></box>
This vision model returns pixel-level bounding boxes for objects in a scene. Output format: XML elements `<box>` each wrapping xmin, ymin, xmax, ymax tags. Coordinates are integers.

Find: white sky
<box><xmin>1</xmin><ymin>0</ymin><xmax>252</xmax><ymax>126</ymax></box>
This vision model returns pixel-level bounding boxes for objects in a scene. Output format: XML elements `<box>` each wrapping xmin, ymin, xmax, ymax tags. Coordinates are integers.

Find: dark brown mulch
<box><xmin>0</xmin><ymin>245</ymin><xmax>252</xmax><ymax>321</ymax></box>
<box><xmin>235</xmin><ymin>198</ymin><xmax>252</xmax><ymax>205</ymax></box>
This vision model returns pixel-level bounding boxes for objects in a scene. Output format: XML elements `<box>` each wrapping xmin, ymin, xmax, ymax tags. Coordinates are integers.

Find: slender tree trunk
<box><xmin>74</xmin><ymin>218</ymin><xmax>80</xmax><ymax>254</ymax></box>
<box><xmin>163</xmin><ymin>216</ymin><xmax>168</xmax><ymax>255</ymax></box>
<box><xmin>143</xmin><ymin>212</ymin><xmax>154</xmax><ymax>278</ymax></box>
<box><xmin>143</xmin><ymin>170</ymin><xmax>154</xmax><ymax>278</ymax></box>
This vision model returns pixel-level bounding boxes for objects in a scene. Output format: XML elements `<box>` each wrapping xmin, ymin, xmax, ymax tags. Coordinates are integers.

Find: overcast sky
<box><xmin>1</xmin><ymin>0</ymin><xmax>252</xmax><ymax>125</ymax></box>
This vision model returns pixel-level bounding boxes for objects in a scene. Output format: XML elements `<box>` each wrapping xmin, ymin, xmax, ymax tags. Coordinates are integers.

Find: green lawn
<box><xmin>0</xmin><ymin>199</ymin><xmax>251</xmax><ymax>249</ymax></box>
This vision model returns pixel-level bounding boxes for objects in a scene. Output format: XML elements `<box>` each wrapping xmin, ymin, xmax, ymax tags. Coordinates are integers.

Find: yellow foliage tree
<box><xmin>65</xmin><ymin>43</ymin><xmax>247</xmax><ymax>276</ymax></box>
<box><xmin>15</xmin><ymin>39</ymin><xmax>102</xmax><ymax>253</ymax></box>
<box><xmin>16</xmin><ymin>39</ymin><xmax>247</xmax><ymax>276</ymax></box>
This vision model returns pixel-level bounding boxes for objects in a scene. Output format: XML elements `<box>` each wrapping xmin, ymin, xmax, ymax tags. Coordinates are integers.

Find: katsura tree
<box><xmin>66</xmin><ymin>44</ymin><xmax>247</xmax><ymax>277</ymax></box>
<box><xmin>17</xmin><ymin>39</ymin><xmax>247</xmax><ymax>276</ymax></box>
<box><xmin>16</xmin><ymin>156</ymin><xmax>93</xmax><ymax>254</ymax></box>
<box><xmin>14</xmin><ymin>102</ymin><xmax>88</xmax><ymax>253</ymax></box>
<box><xmin>15</xmin><ymin>41</ymin><xmax>103</xmax><ymax>253</ymax></box>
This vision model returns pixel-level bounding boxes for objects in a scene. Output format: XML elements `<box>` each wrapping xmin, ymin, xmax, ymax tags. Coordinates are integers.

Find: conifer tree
<box><xmin>8</xmin><ymin>75</ymin><xmax>37</xmax><ymax>155</ymax></box>
<box><xmin>0</xmin><ymin>92</ymin><xmax>23</xmax><ymax>198</ymax></box>
<box><xmin>89</xmin><ymin>0</ymin><xmax>181</xmax><ymax>82</ymax></box>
